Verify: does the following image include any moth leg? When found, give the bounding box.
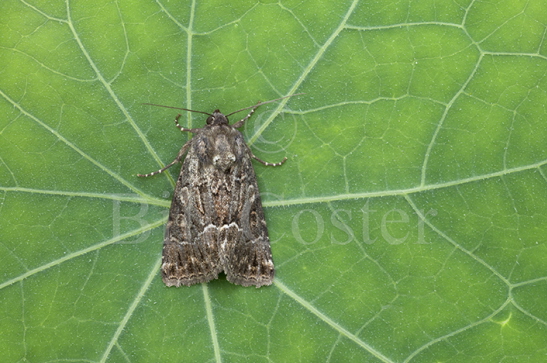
[252,154,287,167]
[174,114,201,133]
[231,101,262,128]
[137,139,192,177]
[234,101,288,167]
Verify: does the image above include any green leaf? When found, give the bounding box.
[1,0,547,362]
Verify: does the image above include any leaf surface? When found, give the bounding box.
[1,0,547,362]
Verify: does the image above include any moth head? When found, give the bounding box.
[207,110,229,126]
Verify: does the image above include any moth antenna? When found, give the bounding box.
[142,103,213,116]
[143,93,304,117]
[225,93,304,117]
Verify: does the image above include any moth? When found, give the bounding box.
[138,95,300,287]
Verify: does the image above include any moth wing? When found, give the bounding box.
[161,147,223,286]
[222,152,275,287]
[161,126,275,288]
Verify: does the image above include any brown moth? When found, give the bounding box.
[138,94,301,287]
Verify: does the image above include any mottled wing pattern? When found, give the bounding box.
[223,151,274,287]
[161,124,274,287]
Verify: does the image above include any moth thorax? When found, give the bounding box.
[213,153,236,171]
[212,134,236,171]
